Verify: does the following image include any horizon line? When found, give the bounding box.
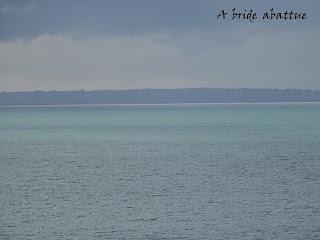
[1,87,320,94]
[1,102,320,107]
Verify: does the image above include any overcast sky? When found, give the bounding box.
[0,0,319,91]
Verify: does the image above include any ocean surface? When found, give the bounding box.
[0,103,320,240]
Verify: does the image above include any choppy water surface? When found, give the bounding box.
[1,103,320,240]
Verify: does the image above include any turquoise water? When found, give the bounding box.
[1,103,320,240]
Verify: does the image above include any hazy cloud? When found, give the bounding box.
[0,28,319,91]
[0,0,319,91]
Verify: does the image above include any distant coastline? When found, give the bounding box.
[1,88,320,105]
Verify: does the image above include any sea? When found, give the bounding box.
[0,103,320,240]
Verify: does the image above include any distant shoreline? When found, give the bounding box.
[2,88,320,94]
[1,88,320,105]
[1,102,320,108]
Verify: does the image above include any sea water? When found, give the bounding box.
[0,103,320,240]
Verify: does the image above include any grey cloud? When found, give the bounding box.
[0,0,319,91]
[0,0,319,41]
[0,28,319,91]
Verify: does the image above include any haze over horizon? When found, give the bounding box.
[2,87,320,94]
[0,0,319,91]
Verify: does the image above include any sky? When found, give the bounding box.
[0,0,319,91]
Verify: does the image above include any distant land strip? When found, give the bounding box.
[1,88,320,105]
